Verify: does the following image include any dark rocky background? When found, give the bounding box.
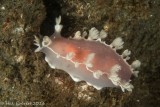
[0,0,160,107]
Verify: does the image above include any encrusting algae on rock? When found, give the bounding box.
[34,16,141,92]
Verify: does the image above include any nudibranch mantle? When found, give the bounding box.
[34,16,141,92]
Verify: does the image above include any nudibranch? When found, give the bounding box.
[34,16,141,92]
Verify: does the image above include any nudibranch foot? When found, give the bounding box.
[70,75,81,82]
[34,16,141,92]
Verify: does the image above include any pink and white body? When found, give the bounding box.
[34,16,141,92]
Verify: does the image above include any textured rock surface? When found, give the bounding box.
[0,0,160,107]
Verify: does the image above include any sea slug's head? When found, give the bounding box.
[34,35,52,52]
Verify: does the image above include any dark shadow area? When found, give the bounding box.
[40,0,61,36]
[40,0,77,38]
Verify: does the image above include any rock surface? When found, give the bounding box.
[0,0,160,107]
